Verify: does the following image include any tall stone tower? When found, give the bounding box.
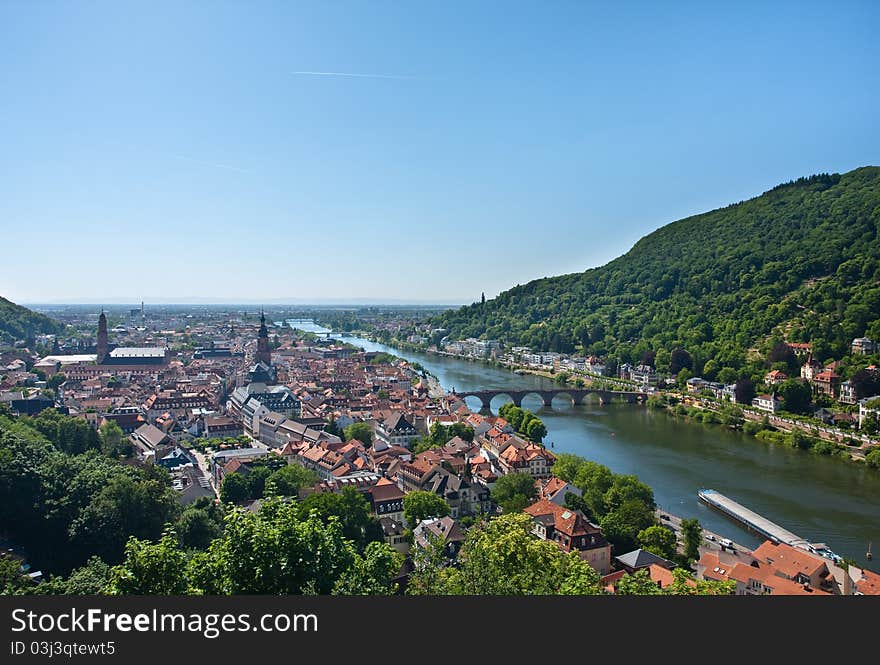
[97,310,109,363]
[256,309,272,365]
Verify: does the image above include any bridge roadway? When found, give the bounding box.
[450,387,648,408]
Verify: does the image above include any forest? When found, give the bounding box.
[432,167,880,378]
[0,296,64,345]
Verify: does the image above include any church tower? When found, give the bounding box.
[97,310,109,363]
[256,309,272,365]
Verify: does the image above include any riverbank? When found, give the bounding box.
[340,334,880,567]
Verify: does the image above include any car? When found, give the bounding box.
[705,534,716,541]
[720,538,734,548]
[660,514,670,520]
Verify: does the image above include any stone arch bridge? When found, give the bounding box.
[450,387,648,409]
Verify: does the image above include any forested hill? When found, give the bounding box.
[0,296,64,345]
[433,166,880,373]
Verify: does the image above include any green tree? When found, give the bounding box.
[638,525,678,560]
[0,554,28,594]
[526,418,547,442]
[297,486,384,553]
[408,513,603,595]
[332,541,402,595]
[264,464,318,497]
[680,518,703,562]
[403,490,451,528]
[107,530,189,595]
[599,499,656,554]
[98,420,131,457]
[343,422,373,446]
[779,379,812,415]
[219,472,249,504]
[34,556,112,595]
[490,472,538,513]
[175,504,223,551]
[551,453,585,482]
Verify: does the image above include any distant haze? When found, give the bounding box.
[1,2,878,304]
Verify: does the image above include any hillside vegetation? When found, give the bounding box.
[434,167,880,374]
[0,296,64,345]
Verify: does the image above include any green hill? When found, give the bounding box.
[0,296,64,345]
[433,167,880,376]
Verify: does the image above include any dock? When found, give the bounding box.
[697,488,842,563]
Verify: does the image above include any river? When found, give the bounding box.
[337,335,879,567]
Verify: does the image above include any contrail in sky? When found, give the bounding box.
[166,153,255,174]
[291,70,419,80]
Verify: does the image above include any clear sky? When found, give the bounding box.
[1,1,878,305]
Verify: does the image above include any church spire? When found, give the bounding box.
[97,309,108,364]
[256,308,271,365]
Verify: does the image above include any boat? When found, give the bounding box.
[868,542,873,560]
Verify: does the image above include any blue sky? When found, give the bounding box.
[1,1,878,305]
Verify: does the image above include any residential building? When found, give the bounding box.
[764,369,787,386]
[751,394,780,413]
[367,477,406,525]
[852,338,877,355]
[631,365,658,387]
[498,441,555,479]
[204,415,243,439]
[376,413,420,448]
[812,370,840,398]
[523,499,611,574]
[837,380,856,405]
[614,548,676,575]
[412,517,465,559]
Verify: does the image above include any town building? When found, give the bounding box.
[852,338,877,355]
[523,499,611,574]
[751,394,780,413]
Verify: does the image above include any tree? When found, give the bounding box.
[107,530,189,595]
[332,541,402,595]
[219,473,249,504]
[552,453,584,482]
[526,418,547,443]
[297,486,384,553]
[669,348,693,375]
[35,556,112,595]
[0,554,28,594]
[676,368,693,389]
[638,525,678,560]
[717,367,738,385]
[490,472,538,513]
[98,420,131,457]
[264,464,317,497]
[408,513,603,595]
[599,500,656,554]
[865,448,880,469]
[344,422,373,446]
[68,469,180,567]
[640,350,656,368]
[201,501,360,595]
[403,491,450,528]
[680,518,703,562]
[734,378,756,405]
[175,504,223,551]
[779,379,812,415]
[614,568,664,595]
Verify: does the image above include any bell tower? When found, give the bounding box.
[97,310,109,363]
[256,309,271,365]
